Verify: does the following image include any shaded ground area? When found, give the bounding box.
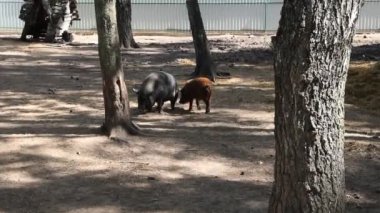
[0,33,379,212]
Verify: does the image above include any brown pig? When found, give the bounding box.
[179,77,213,114]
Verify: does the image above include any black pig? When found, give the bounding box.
[133,71,178,113]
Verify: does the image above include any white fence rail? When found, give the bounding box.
[1,0,379,32]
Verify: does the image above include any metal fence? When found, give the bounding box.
[1,0,380,32]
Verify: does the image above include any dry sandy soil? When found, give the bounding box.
[0,33,379,212]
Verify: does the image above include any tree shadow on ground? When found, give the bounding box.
[351,43,380,61]
[345,136,380,212]
[134,106,275,162]
[0,38,275,212]
[0,161,270,212]
[1,37,380,212]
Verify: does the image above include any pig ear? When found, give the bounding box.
[132,88,139,94]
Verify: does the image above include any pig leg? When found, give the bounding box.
[171,93,178,110]
[196,99,201,110]
[204,99,210,114]
[204,86,211,114]
[147,106,153,112]
[188,99,193,111]
[170,99,175,110]
[156,99,164,113]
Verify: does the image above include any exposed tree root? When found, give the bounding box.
[100,121,143,141]
[121,39,140,49]
[131,39,140,48]
[123,121,141,135]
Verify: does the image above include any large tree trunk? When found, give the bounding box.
[116,0,139,48]
[20,0,49,40]
[94,0,140,138]
[269,0,364,212]
[186,0,215,81]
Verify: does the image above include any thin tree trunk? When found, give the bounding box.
[45,0,61,42]
[269,0,364,212]
[186,0,215,81]
[94,0,140,138]
[116,0,139,48]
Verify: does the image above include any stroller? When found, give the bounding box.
[19,0,80,42]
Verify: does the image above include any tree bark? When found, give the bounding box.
[45,0,62,42]
[269,0,364,212]
[186,0,215,81]
[20,0,49,40]
[94,0,140,138]
[116,0,139,48]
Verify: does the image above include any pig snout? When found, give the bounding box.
[179,90,189,104]
[137,96,153,113]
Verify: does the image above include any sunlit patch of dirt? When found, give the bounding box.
[173,58,196,66]
[346,61,380,114]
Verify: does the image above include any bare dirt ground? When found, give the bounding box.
[0,33,379,212]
